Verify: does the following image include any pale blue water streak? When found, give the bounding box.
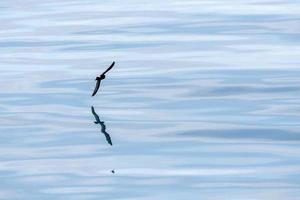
[0,0,300,199]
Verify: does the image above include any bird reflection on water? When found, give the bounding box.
[91,106,113,145]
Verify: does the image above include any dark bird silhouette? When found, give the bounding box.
[91,106,113,145]
[92,61,115,96]
[111,170,115,174]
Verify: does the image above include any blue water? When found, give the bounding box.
[1,0,300,199]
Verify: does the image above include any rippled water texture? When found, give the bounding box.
[0,0,300,199]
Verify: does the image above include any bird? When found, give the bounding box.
[92,61,115,96]
[91,106,113,145]
[111,170,115,174]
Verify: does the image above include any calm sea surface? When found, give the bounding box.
[0,0,300,199]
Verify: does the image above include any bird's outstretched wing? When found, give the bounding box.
[92,78,102,96]
[104,132,113,145]
[100,122,112,145]
[102,61,115,75]
[91,106,100,123]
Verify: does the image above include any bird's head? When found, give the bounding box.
[100,74,106,79]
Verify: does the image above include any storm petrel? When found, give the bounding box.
[92,61,115,96]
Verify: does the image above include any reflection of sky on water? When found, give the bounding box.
[0,0,300,199]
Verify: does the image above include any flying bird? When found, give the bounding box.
[91,106,113,145]
[92,61,115,96]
